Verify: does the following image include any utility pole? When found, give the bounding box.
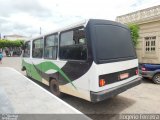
[40,27,42,35]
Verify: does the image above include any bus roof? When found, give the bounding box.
[29,19,88,41]
[26,19,127,42]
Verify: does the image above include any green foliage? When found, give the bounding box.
[0,39,24,48]
[128,24,139,47]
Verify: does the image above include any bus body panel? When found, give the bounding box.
[22,58,32,76]
[22,58,92,101]
[89,59,139,92]
[59,84,91,101]
[22,57,140,102]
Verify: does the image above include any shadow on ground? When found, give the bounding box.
[63,95,136,120]
[141,77,154,84]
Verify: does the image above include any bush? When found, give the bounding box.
[128,24,139,47]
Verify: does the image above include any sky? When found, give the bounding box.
[0,0,160,38]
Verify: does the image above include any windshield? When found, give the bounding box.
[94,24,136,63]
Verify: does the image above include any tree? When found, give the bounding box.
[128,24,139,47]
[0,39,24,48]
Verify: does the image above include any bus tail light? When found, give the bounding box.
[99,79,106,87]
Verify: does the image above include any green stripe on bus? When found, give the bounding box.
[22,60,76,89]
[22,59,42,81]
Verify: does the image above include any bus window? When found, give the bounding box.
[23,41,30,57]
[32,38,43,58]
[44,34,58,59]
[59,27,87,60]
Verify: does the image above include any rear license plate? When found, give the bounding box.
[120,73,129,80]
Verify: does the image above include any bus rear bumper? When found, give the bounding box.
[90,77,141,102]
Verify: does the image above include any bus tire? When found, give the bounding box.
[49,79,62,97]
[153,73,160,84]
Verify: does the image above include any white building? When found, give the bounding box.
[116,5,160,64]
[3,34,29,41]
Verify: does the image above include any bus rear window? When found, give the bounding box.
[94,25,136,63]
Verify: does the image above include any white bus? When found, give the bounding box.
[22,19,141,102]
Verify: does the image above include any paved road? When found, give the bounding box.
[1,57,160,120]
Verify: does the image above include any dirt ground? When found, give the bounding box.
[1,57,160,120]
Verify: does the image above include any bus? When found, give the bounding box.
[22,19,141,102]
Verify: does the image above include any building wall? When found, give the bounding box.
[3,34,29,41]
[116,5,160,64]
[4,36,28,41]
[137,20,160,64]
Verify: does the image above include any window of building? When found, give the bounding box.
[59,27,87,60]
[32,38,44,58]
[44,34,58,59]
[145,36,156,53]
[23,41,30,57]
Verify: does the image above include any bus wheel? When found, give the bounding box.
[153,73,160,84]
[49,79,62,97]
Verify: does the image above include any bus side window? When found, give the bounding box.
[23,41,30,57]
[44,34,58,59]
[59,27,87,61]
[32,38,43,58]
